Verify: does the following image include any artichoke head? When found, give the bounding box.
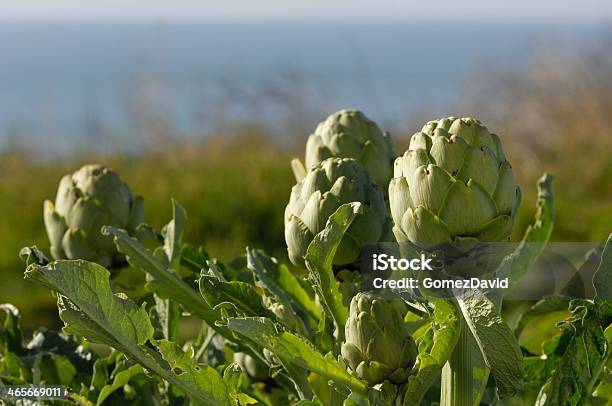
[341,292,417,385]
[298,109,395,189]
[284,157,390,267]
[43,164,144,267]
[389,117,520,247]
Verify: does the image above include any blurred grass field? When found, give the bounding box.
[0,134,296,331]
[1,46,611,334]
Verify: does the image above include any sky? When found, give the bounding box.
[1,0,612,22]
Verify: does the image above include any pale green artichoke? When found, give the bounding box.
[292,109,395,188]
[285,157,390,267]
[43,164,144,267]
[341,292,417,385]
[389,117,520,247]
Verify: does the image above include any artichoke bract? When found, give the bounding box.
[341,292,417,385]
[43,164,144,268]
[285,157,390,267]
[389,117,521,247]
[293,109,395,189]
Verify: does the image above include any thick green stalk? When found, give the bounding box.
[440,316,474,406]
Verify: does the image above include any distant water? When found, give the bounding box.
[0,21,606,153]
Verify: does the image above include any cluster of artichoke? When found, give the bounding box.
[285,112,520,266]
[41,111,521,390]
[43,164,143,268]
[284,111,521,385]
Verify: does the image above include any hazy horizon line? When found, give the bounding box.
[0,16,610,26]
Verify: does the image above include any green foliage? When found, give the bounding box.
[0,140,294,333]
[0,110,609,405]
[528,300,611,405]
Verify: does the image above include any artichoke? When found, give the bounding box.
[292,109,395,188]
[285,157,390,267]
[341,292,417,385]
[389,117,520,247]
[43,164,144,267]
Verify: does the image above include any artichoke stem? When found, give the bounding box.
[441,315,474,406]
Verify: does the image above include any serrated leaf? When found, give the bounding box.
[24,260,234,405]
[457,290,523,398]
[103,226,233,340]
[304,203,361,342]
[535,300,609,405]
[496,173,555,294]
[156,339,232,406]
[199,274,274,318]
[247,249,321,325]
[25,261,154,347]
[227,317,368,397]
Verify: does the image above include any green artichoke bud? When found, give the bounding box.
[43,164,144,267]
[293,109,395,188]
[389,117,520,247]
[285,157,390,267]
[341,292,417,385]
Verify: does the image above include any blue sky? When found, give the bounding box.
[1,0,612,22]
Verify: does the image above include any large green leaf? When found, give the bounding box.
[247,249,321,326]
[26,261,153,348]
[24,260,233,405]
[457,290,523,399]
[199,274,274,319]
[103,226,233,340]
[535,300,610,405]
[156,339,233,405]
[496,173,555,294]
[227,317,368,397]
[304,203,361,342]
